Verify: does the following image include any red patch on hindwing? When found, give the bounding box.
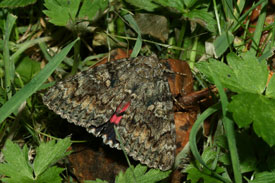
[110,102,131,125]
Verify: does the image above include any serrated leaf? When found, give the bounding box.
[116,166,133,183]
[33,138,72,177]
[0,0,36,8]
[186,165,224,183]
[84,179,108,183]
[0,138,72,183]
[137,168,171,183]
[228,93,275,146]
[236,52,268,93]
[0,164,34,183]
[183,0,197,8]
[78,0,108,21]
[0,140,33,179]
[43,0,81,26]
[201,146,217,164]
[36,166,64,183]
[133,164,147,177]
[196,59,241,92]
[115,164,171,183]
[249,171,275,183]
[196,52,268,94]
[124,0,160,12]
[185,147,225,183]
[1,175,34,183]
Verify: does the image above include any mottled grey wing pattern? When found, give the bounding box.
[43,55,176,171]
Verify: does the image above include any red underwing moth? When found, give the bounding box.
[43,55,176,171]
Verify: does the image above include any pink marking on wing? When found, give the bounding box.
[110,102,131,125]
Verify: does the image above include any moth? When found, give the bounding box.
[43,55,176,171]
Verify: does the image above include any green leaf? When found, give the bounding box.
[0,39,77,124]
[249,171,275,183]
[0,140,33,180]
[197,52,275,146]
[249,0,268,56]
[12,37,52,64]
[15,56,41,86]
[189,103,220,171]
[196,52,268,94]
[235,133,258,173]
[33,138,72,177]
[217,133,260,173]
[0,138,72,183]
[36,166,64,183]
[227,94,254,127]
[1,174,34,183]
[228,93,275,146]
[186,165,224,183]
[184,9,217,33]
[183,0,198,8]
[186,147,226,183]
[214,31,234,57]
[3,13,17,99]
[153,0,184,12]
[237,52,268,93]
[123,14,142,57]
[124,0,160,12]
[137,166,171,182]
[196,59,240,92]
[221,0,234,21]
[84,179,108,183]
[43,0,81,26]
[78,0,108,20]
[115,164,171,183]
[0,0,36,8]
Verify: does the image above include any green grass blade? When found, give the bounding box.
[39,42,53,61]
[231,0,266,32]
[114,127,137,182]
[0,39,78,124]
[211,72,242,183]
[124,14,142,57]
[213,0,221,35]
[221,0,234,21]
[189,36,198,69]
[3,13,17,99]
[189,103,231,182]
[189,103,219,169]
[250,0,268,56]
[11,37,52,64]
